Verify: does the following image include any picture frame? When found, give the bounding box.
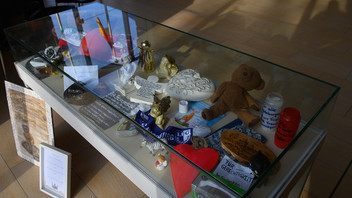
[5,81,54,166]
[40,143,71,198]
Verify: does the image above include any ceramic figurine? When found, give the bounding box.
[202,64,265,127]
[150,95,171,130]
[155,154,168,170]
[191,136,208,149]
[140,138,168,156]
[156,55,179,80]
[138,40,155,73]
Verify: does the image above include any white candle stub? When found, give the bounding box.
[179,100,188,114]
[147,75,159,83]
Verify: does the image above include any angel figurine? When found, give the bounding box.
[156,55,179,80]
[138,40,155,73]
[150,95,171,130]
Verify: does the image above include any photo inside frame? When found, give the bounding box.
[5,81,54,166]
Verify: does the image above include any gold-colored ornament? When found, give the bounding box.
[150,95,171,130]
[156,55,178,80]
[138,40,155,73]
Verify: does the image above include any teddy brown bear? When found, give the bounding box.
[202,64,265,127]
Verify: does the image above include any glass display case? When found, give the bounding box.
[5,3,339,197]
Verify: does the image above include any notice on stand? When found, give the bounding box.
[43,148,66,194]
[40,143,71,198]
[213,155,254,191]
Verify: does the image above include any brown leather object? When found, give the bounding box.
[221,129,276,166]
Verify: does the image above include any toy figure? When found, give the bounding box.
[155,154,168,170]
[140,138,168,156]
[202,64,265,127]
[191,136,208,149]
[138,40,155,73]
[150,95,171,130]
[156,55,179,80]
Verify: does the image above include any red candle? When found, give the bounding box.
[274,107,301,149]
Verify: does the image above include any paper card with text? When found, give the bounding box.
[63,65,99,90]
[213,155,254,191]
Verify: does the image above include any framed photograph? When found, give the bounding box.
[40,143,71,198]
[5,81,54,166]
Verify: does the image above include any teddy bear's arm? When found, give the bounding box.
[210,82,228,103]
[245,92,261,111]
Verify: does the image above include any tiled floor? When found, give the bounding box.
[1,0,352,197]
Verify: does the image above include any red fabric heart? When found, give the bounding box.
[170,144,219,198]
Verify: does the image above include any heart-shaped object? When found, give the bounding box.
[170,144,219,197]
[166,69,215,101]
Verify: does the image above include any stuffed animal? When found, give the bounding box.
[202,64,265,127]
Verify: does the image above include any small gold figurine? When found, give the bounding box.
[138,40,155,73]
[150,95,171,130]
[156,55,179,80]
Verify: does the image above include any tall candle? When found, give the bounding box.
[260,92,284,131]
[275,107,301,149]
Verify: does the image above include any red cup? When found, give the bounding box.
[274,107,301,149]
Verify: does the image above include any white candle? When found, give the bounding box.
[260,92,284,131]
[179,100,188,113]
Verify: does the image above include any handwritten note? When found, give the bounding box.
[42,147,67,195]
[213,155,254,191]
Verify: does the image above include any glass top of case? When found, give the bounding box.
[5,2,340,197]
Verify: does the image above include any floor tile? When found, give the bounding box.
[333,174,352,197]
[52,111,91,155]
[0,119,24,168]
[68,171,96,198]
[303,159,342,197]
[316,133,352,172]
[72,146,145,198]
[0,155,27,198]
[11,161,51,198]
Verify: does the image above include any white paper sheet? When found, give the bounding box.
[213,155,254,191]
[63,65,99,90]
[43,148,67,194]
